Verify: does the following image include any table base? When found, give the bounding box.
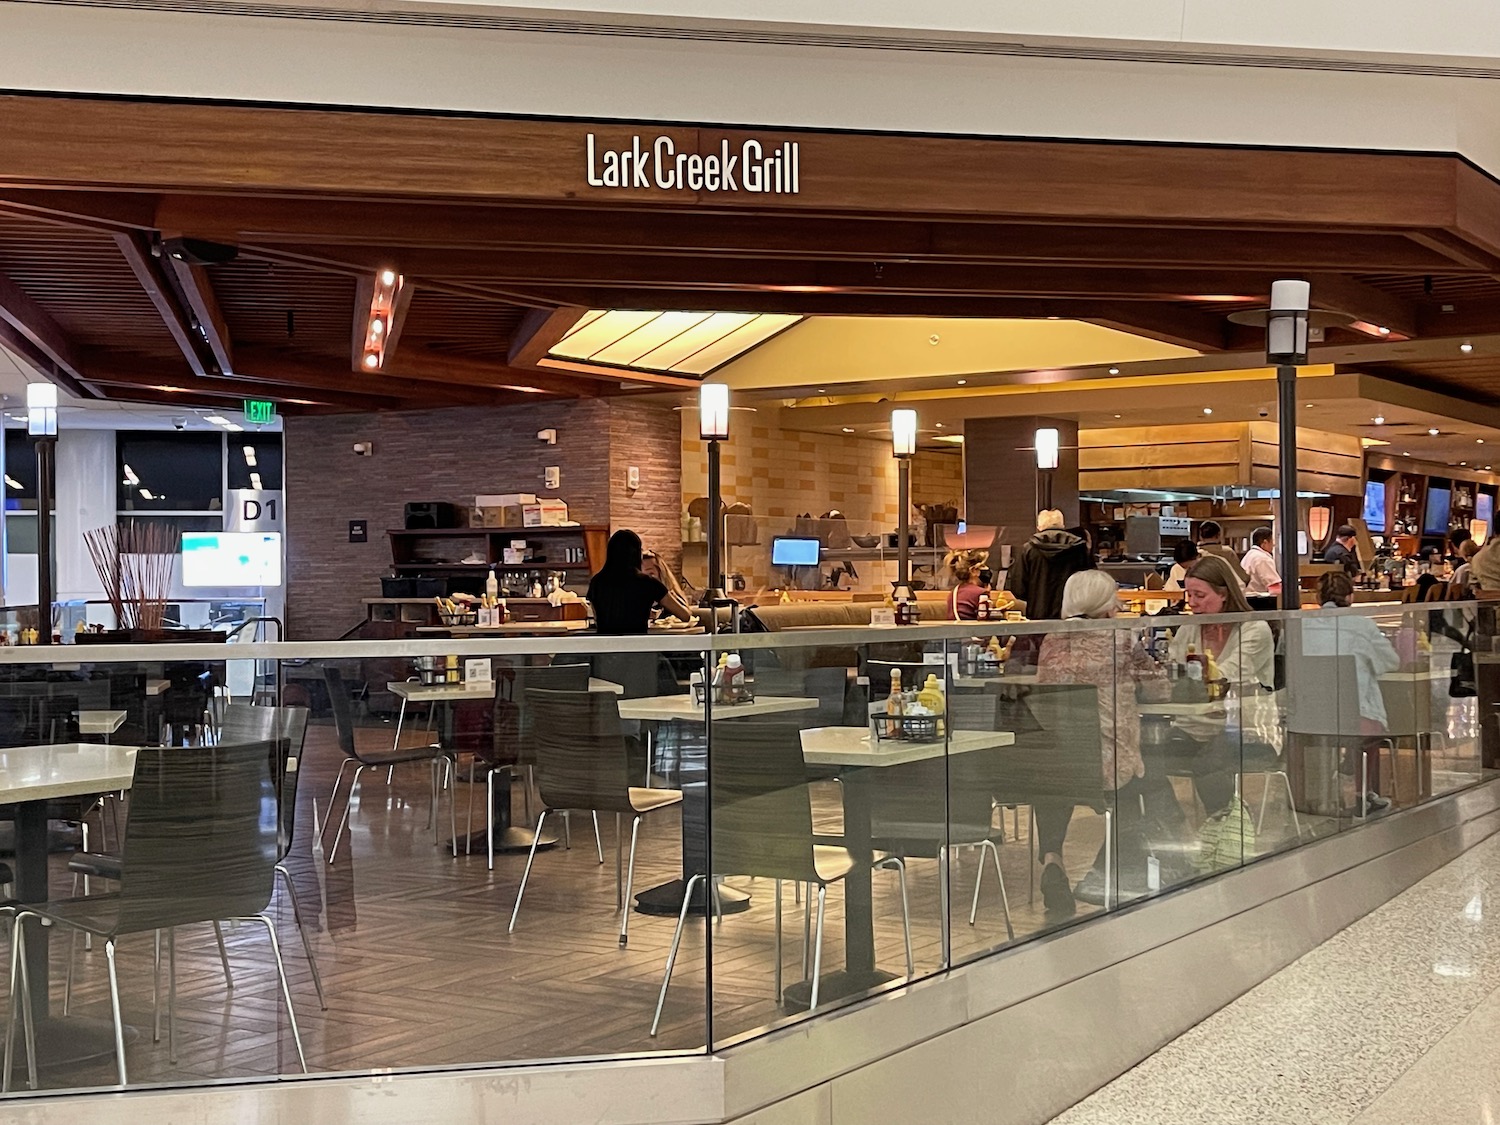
[451,827,559,855]
[781,968,898,1013]
[634,878,750,917]
[8,1015,141,1071]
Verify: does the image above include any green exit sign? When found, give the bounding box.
[243,399,277,425]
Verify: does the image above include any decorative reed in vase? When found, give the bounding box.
[84,521,179,633]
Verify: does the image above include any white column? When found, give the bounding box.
[55,429,115,601]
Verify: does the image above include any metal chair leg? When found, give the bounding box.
[152,928,162,1042]
[983,839,1014,940]
[167,926,178,1064]
[592,812,604,865]
[508,810,548,933]
[276,865,327,1011]
[448,756,458,857]
[1103,809,1114,909]
[620,815,642,947]
[1281,772,1304,839]
[651,872,703,1037]
[212,921,234,990]
[465,759,477,856]
[105,938,127,1086]
[487,770,497,871]
[774,879,783,999]
[4,915,36,1093]
[878,858,914,977]
[319,758,352,847]
[809,884,827,1012]
[63,923,77,1016]
[326,764,365,864]
[252,915,308,1074]
[938,845,951,967]
[968,843,986,925]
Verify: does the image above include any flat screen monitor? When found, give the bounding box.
[1424,487,1452,537]
[181,532,283,587]
[1362,480,1386,533]
[1480,493,1494,531]
[770,537,820,567]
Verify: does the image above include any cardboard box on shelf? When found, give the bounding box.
[523,499,569,527]
[476,493,536,508]
[471,504,527,528]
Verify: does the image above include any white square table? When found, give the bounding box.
[77,709,128,739]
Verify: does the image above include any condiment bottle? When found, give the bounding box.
[725,653,745,702]
[1184,644,1205,681]
[885,668,904,736]
[486,565,499,603]
[977,590,991,620]
[918,673,945,734]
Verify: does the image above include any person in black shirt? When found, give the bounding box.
[587,529,694,635]
[1323,524,1360,575]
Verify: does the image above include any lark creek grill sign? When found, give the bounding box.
[585,134,801,194]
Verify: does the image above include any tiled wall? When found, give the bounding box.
[285,398,679,639]
[679,412,964,590]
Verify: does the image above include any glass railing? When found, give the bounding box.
[0,599,1490,1095]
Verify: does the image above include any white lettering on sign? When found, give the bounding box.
[587,134,799,195]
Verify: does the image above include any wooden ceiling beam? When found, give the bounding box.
[84,367,407,411]
[508,306,586,368]
[163,256,235,375]
[0,189,159,233]
[152,195,1474,273]
[0,266,92,389]
[1081,303,1232,352]
[1305,273,1420,337]
[113,232,211,378]
[1415,299,1500,337]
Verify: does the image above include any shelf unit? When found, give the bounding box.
[388,526,609,577]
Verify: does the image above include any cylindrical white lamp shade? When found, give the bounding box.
[1035,427,1060,471]
[26,382,57,437]
[891,409,918,458]
[1267,279,1312,364]
[699,382,730,441]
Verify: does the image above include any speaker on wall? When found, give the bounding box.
[403,502,461,530]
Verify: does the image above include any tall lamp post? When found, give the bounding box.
[1267,280,1311,612]
[28,383,57,646]
[699,383,730,633]
[1035,427,1060,512]
[891,409,917,591]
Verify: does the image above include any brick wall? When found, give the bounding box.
[286,399,625,639]
[608,398,683,575]
[679,412,964,590]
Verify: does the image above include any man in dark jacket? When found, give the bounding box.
[1005,510,1095,620]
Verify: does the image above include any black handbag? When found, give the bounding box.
[1450,649,1477,698]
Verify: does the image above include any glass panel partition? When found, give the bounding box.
[0,602,1486,1097]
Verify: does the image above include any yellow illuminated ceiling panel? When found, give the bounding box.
[549,310,802,376]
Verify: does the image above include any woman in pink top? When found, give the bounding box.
[1034,569,1163,916]
[944,548,990,621]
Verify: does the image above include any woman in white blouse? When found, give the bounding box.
[1164,554,1277,816]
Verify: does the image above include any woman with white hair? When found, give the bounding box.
[1004,509,1094,621]
[1033,569,1161,916]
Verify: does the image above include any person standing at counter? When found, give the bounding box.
[1240,526,1281,610]
[1164,539,1199,591]
[587,529,695,635]
[1323,524,1360,575]
[1005,510,1094,620]
[1195,521,1250,588]
[1163,555,1277,817]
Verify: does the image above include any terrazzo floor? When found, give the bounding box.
[1049,828,1500,1125]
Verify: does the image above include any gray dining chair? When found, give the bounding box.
[651,721,913,1037]
[510,688,683,948]
[5,740,307,1088]
[321,664,457,864]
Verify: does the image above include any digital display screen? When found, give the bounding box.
[181,532,283,587]
[1480,493,1494,531]
[1362,480,1386,533]
[770,537,821,566]
[1424,487,1452,537]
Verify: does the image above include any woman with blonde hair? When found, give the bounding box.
[944,547,992,620]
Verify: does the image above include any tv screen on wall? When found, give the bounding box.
[1424,487,1452,537]
[1362,480,1386,533]
[1480,493,1495,532]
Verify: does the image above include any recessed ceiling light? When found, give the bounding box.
[841,427,854,433]
[1202,407,1213,415]
[956,379,967,386]
[935,422,945,428]
[1305,403,1315,409]
[1113,414,1122,419]
[1378,326,1391,335]
[1430,427,1441,436]
[818,388,826,394]
[1462,341,1475,353]
[1461,461,1468,466]
[1373,415,1385,425]
[1108,367,1120,375]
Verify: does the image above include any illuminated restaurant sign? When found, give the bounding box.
[585,134,800,194]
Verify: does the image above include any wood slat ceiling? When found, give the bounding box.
[400,289,527,362]
[210,257,355,358]
[0,213,178,353]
